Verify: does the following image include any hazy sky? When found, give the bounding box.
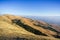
[0,0,60,16]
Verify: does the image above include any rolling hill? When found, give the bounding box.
[0,14,60,40]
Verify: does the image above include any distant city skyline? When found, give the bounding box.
[0,0,60,16]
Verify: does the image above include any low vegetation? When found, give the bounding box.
[12,19,47,36]
[0,14,60,40]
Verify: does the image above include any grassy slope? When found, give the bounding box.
[0,14,60,40]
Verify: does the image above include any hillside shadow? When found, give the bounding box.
[12,19,47,36]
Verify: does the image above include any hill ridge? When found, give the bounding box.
[0,14,60,40]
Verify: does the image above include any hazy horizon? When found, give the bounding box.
[24,16,60,26]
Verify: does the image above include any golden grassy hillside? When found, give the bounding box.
[0,14,60,40]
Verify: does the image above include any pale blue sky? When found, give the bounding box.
[0,0,60,16]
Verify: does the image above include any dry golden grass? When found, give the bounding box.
[0,14,60,40]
